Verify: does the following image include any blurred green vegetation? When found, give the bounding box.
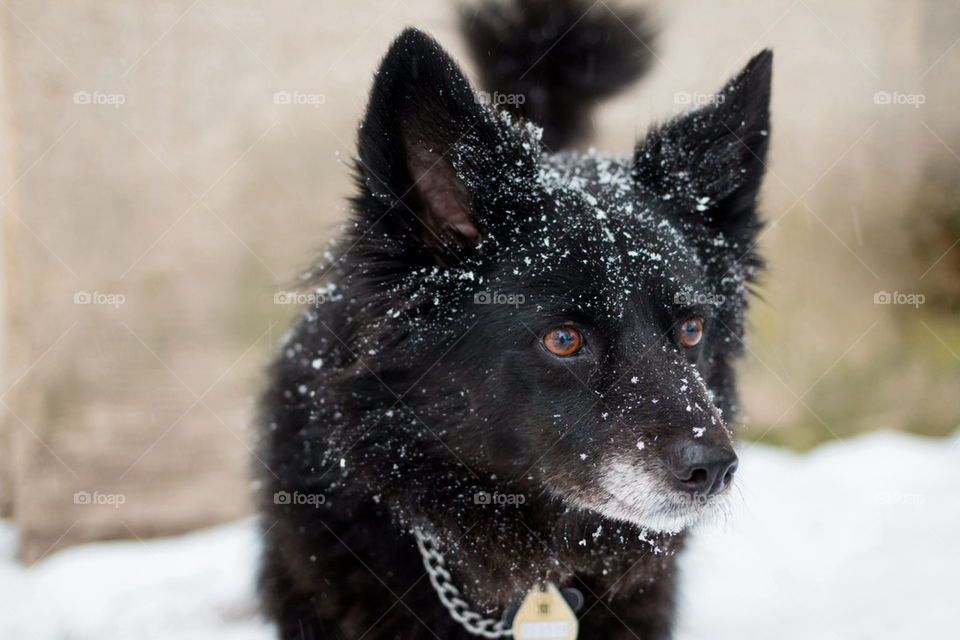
[741,163,960,450]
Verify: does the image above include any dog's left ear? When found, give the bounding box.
[356,28,533,264]
[633,51,772,243]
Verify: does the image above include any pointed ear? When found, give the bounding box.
[634,50,772,241]
[356,29,525,264]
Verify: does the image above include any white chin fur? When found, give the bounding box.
[588,460,728,534]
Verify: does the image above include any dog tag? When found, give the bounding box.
[511,582,578,640]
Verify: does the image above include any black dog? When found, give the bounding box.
[258,1,771,638]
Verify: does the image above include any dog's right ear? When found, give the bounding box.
[355,28,529,265]
[633,51,772,246]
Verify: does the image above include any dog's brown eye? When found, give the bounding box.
[680,318,703,347]
[544,327,582,356]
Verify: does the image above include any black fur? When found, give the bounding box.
[461,0,655,149]
[258,4,772,638]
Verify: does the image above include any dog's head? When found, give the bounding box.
[346,30,770,533]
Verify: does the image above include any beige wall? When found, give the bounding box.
[1,0,958,561]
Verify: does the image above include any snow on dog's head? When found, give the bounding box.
[332,29,765,534]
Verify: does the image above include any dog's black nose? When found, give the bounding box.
[666,440,738,497]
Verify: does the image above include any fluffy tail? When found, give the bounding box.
[460,0,655,150]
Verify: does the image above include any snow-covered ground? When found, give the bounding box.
[2,429,957,639]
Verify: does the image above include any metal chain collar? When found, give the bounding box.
[413,528,513,638]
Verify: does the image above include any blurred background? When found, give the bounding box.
[0,0,957,563]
